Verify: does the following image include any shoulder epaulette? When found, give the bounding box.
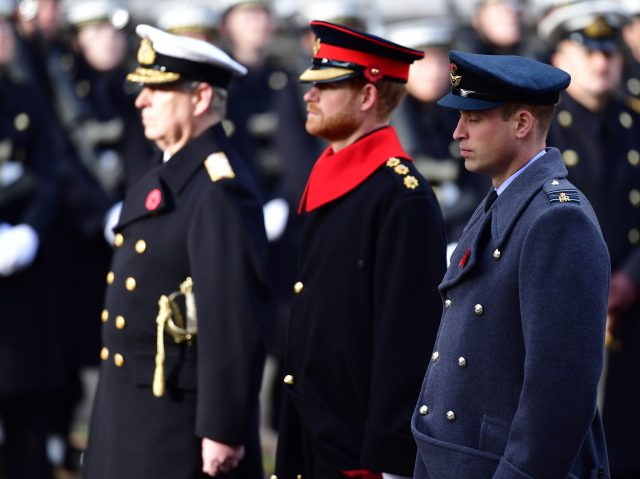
[385,156,419,190]
[543,179,580,205]
[547,189,580,204]
[204,152,235,182]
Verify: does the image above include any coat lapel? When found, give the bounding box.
[440,148,568,291]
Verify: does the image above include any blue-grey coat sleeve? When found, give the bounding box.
[493,205,610,478]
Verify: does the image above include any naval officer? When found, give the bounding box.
[82,25,269,479]
[412,51,611,478]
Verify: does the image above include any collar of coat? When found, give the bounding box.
[441,148,570,290]
[298,125,411,213]
[115,123,228,230]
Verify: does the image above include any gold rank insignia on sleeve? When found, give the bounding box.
[204,152,235,182]
[547,189,580,204]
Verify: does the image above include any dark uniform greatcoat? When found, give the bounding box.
[546,93,640,475]
[275,126,447,478]
[412,149,610,478]
[83,124,269,479]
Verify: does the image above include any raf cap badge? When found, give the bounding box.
[449,62,462,87]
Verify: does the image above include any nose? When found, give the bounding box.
[453,117,466,141]
[303,85,319,102]
[135,87,151,109]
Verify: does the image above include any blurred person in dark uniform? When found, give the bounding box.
[453,0,529,56]
[413,49,610,479]
[43,1,153,472]
[219,0,313,436]
[82,24,269,479]
[155,1,219,43]
[621,0,640,113]
[387,17,489,242]
[0,1,63,477]
[539,2,640,477]
[273,20,447,479]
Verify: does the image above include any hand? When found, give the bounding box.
[263,197,289,242]
[608,270,639,323]
[103,201,123,245]
[0,223,39,276]
[201,438,245,477]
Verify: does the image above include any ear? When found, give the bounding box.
[192,83,214,116]
[359,83,378,113]
[513,109,534,139]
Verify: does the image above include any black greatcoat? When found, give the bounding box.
[274,126,447,478]
[82,124,269,479]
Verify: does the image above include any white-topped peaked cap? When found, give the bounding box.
[64,0,130,29]
[384,17,457,50]
[155,2,219,35]
[297,0,364,27]
[0,0,13,18]
[127,24,247,88]
[621,0,640,15]
[538,0,631,49]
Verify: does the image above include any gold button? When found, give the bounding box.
[114,353,124,367]
[135,239,147,254]
[125,277,137,291]
[458,357,467,368]
[562,149,579,167]
[115,315,126,330]
[293,282,304,294]
[444,299,452,309]
[419,405,429,416]
[629,150,640,167]
[474,304,484,316]
[557,110,572,127]
[100,347,109,361]
[270,476,278,479]
[431,351,440,363]
[493,249,501,260]
[371,67,379,76]
[446,410,456,421]
[114,233,124,247]
[106,271,115,285]
[101,309,109,322]
[283,374,295,385]
[620,112,633,129]
[630,190,640,207]
[296,476,302,479]
[629,228,640,245]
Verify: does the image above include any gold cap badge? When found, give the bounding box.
[137,38,157,65]
[449,62,462,87]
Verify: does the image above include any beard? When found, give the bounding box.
[305,96,361,143]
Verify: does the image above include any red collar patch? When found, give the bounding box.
[299,126,410,213]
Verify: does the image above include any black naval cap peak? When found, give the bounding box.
[437,50,571,111]
[126,24,247,89]
[299,20,424,84]
[538,0,631,52]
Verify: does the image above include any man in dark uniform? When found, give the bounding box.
[387,16,489,242]
[412,51,610,478]
[539,2,640,477]
[273,20,448,479]
[0,1,62,477]
[82,25,269,479]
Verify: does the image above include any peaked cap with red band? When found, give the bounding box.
[299,20,424,84]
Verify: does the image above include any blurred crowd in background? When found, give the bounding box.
[0,0,639,477]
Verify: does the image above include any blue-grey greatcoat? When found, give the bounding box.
[412,148,611,479]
